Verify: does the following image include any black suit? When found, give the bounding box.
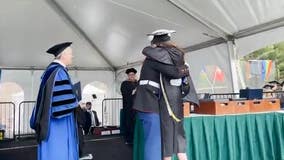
[84,110,100,135]
[75,107,86,157]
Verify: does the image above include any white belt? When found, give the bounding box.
[139,80,160,89]
[170,78,182,86]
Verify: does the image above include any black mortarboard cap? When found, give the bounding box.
[125,68,137,74]
[151,34,171,44]
[268,80,280,85]
[263,84,274,89]
[46,42,72,57]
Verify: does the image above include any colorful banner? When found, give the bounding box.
[241,60,275,88]
[261,60,273,81]
[213,66,225,82]
[197,65,226,92]
[265,60,272,80]
[198,67,211,88]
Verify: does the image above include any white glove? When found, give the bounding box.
[185,62,190,68]
[170,78,182,86]
[132,88,137,95]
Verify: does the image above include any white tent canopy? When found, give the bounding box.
[1,0,284,98]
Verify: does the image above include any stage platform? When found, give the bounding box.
[0,135,132,160]
[134,111,284,160]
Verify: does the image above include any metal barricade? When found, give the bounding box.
[263,91,284,98]
[273,91,284,99]
[0,102,16,140]
[209,93,240,99]
[204,91,284,101]
[102,98,123,127]
[18,101,35,138]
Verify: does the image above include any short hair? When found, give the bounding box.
[86,102,92,105]
[55,53,62,60]
[125,68,137,74]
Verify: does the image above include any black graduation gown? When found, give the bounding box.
[121,81,138,111]
[133,58,190,113]
[159,47,188,156]
[120,80,138,143]
[141,46,199,157]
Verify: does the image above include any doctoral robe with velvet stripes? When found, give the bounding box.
[30,62,79,160]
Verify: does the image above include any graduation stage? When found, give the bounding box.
[0,135,132,160]
[134,111,284,160]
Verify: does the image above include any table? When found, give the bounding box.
[133,112,284,160]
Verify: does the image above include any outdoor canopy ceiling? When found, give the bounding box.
[1,0,284,71]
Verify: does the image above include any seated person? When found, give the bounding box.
[263,84,275,98]
[268,80,281,91]
[83,102,100,135]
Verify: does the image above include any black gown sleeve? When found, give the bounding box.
[120,81,130,97]
[142,46,173,65]
[148,59,189,79]
[120,81,134,109]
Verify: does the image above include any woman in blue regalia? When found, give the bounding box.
[30,42,79,160]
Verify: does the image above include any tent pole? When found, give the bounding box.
[227,40,240,93]
[115,60,143,71]
[184,38,226,53]
[46,0,115,71]
[235,17,284,38]
[31,70,34,100]
[167,0,230,40]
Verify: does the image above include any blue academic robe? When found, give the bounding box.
[30,62,79,160]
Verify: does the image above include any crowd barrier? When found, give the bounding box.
[0,91,283,142]
[18,101,35,138]
[0,102,15,140]
[101,98,123,127]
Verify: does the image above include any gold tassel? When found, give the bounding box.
[160,74,181,122]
